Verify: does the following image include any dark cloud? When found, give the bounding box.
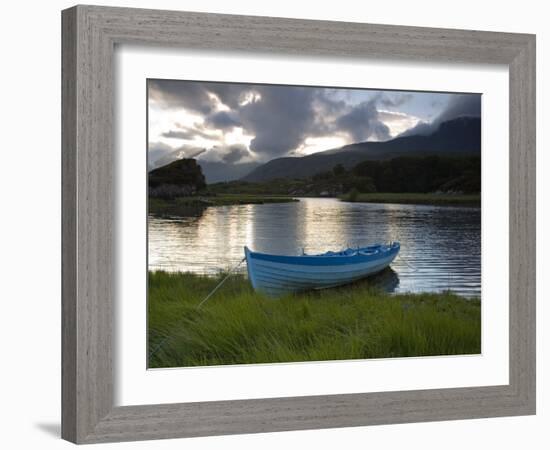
[437,94,481,123]
[399,94,481,137]
[198,143,253,165]
[207,84,251,110]
[150,80,251,113]
[161,130,196,140]
[238,85,319,157]
[148,79,215,114]
[220,144,251,164]
[205,111,241,129]
[379,93,413,108]
[309,91,347,135]
[313,90,348,116]
[336,100,391,142]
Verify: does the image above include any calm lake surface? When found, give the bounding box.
[148,198,481,297]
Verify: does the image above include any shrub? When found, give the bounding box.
[345,188,360,202]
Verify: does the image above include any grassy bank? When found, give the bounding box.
[340,192,481,206]
[148,271,481,368]
[149,194,298,216]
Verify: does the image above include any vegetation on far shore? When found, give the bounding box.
[148,271,481,368]
[149,190,479,216]
[149,194,298,216]
[341,191,481,206]
[209,155,481,198]
[148,155,481,212]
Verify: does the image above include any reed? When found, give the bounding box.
[148,271,481,368]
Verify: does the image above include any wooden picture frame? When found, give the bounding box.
[61,5,536,443]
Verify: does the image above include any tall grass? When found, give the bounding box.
[148,271,481,368]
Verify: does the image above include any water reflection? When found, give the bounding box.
[148,198,481,297]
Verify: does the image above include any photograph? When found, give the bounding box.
[146,79,482,369]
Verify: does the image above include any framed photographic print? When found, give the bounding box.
[62,5,536,444]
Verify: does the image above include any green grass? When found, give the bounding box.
[148,271,481,368]
[149,195,297,215]
[340,192,481,206]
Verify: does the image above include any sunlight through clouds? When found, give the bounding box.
[378,110,422,138]
[147,79,480,181]
[296,136,350,156]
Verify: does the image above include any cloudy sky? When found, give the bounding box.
[148,79,481,170]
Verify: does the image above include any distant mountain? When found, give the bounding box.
[242,116,480,182]
[198,160,261,183]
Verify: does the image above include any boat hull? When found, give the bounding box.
[245,243,400,297]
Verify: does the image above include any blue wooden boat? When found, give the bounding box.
[244,242,400,297]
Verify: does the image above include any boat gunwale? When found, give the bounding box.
[244,243,400,267]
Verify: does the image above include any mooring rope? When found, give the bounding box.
[196,257,246,309]
[396,253,418,272]
[148,256,246,360]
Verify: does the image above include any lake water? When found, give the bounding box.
[148,198,481,297]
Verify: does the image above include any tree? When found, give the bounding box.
[332,164,346,176]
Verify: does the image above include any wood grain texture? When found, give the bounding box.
[61,7,77,443]
[508,36,536,408]
[61,4,536,444]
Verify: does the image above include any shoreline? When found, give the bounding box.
[339,192,481,207]
[148,271,481,369]
[149,192,480,216]
[149,194,298,215]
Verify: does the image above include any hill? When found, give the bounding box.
[198,160,260,183]
[148,158,206,199]
[242,116,480,182]
[210,154,481,198]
